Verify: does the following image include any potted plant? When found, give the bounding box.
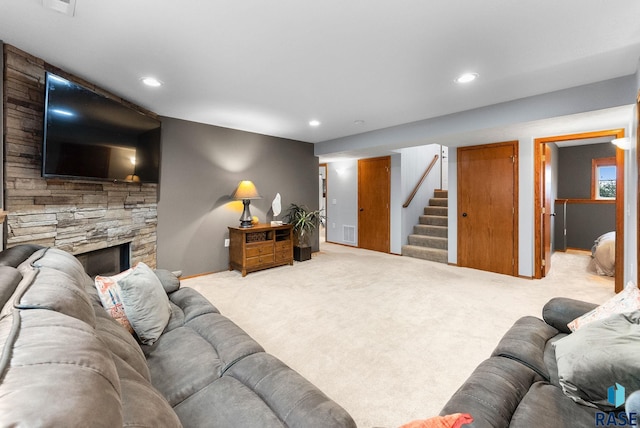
[284,203,324,261]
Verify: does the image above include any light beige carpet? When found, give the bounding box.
[183,244,615,428]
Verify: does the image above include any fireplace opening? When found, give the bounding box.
[76,242,131,277]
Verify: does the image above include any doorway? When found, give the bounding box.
[534,129,625,293]
[358,156,390,253]
[457,141,518,276]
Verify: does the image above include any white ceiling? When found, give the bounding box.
[1,0,640,145]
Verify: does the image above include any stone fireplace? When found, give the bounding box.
[2,45,158,267]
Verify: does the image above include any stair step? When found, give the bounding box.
[401,245,448,264]
[413,224,448,238]
[424,206,448,216]
[419,215,448,226]
[429,197,448,207]
[434,189,448,199]
[407,235,448,250]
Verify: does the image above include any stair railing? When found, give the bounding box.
[402,154,439,208]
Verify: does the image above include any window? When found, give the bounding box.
[592,157,616,199]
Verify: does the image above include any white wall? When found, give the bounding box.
[624,103,638,286]
[325,160,358,246]
[398,145,442,250]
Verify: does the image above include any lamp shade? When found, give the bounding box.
[233,180,262,200]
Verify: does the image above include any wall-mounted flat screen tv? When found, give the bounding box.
[42,72,161,183]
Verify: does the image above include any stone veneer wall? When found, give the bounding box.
[3,44,158,267]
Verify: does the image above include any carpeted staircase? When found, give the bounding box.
[401,189,448,263]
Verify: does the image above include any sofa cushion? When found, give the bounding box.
[226,352,357,428]
[111,352,182,427]
[440,356,543,428]
[509,382,598,427]
[95,311,152,382]
[173,374,287,428]
[142,287,264,406]
[16,248,96,327]
[0,308,123,427]
[554,311,640,410]
[491,316,559,381]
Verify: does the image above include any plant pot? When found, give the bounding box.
[294,246,312,262]
[295,228,311,248]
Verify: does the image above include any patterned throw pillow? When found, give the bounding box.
[94,268,134,333]
[567,281,640,331]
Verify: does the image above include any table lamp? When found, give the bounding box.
[233,180,262,228]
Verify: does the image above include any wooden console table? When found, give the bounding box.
[228,223,293,276]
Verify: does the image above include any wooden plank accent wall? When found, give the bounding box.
[2,44,158,267]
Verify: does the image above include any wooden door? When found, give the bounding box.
[542,144,552,276]
[358,156,390,253]
[458,142,518,276]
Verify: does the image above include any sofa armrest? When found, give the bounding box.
[542,298,598,334]
[0,244,44,268]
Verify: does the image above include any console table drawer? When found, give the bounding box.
[275,241,291,251]
[246,254,275,268]
[274,250,291,262]
[246,244,273,258]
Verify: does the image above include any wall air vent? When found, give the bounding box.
[343,225,356,244]
[42,0,77,16]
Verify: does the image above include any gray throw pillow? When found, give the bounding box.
[118,262,171,345]
[554,310,640,410]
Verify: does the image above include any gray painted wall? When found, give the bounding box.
[157,117,318,276]
[555,143,617,250]
[557,143,616,199]
[0,41,3,249]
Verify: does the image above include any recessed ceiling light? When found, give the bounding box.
[454,72,479,84]
[354,120,365,126]
[309,120,321,127]
[141,77,162,87]
[42,0,76,16]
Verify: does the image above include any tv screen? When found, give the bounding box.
[43,72,161,183]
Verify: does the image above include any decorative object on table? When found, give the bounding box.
[271,193,283,226]
[232,180,262,228]
[283,203,324,262]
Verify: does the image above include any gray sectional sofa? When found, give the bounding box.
[440,297,639,427]
[0,244,356,427]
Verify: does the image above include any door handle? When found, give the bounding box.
[462,213,468,217]
[550,213,556,217]
[359,208,364,212]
